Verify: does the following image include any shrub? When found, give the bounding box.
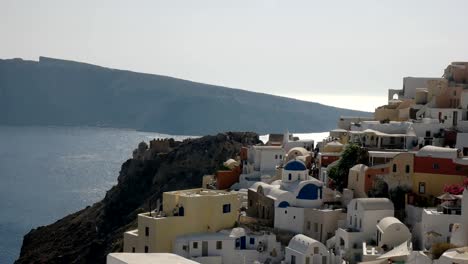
[431,243,457,259]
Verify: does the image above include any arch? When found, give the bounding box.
[340,238,345,246]
[393,93,399,100]
[257,185,264,195]
[278,201,290,208]
[296,184,321,200]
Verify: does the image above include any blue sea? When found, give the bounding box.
[0,126,193,264]
[0,126,328,263]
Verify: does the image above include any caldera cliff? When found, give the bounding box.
[16,132,260,264]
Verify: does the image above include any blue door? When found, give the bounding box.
[240,236,246,249]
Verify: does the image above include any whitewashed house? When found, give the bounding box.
[437,247,468,264]
[107,253,198,264]
[284,234,338,264]
[362,217,411,262]
[173,227,283,264]
[450,187,468,247]
[327,198,394,263]
[238,145,285,189]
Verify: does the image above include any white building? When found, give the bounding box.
[456,133,468,156]
[107,253,198,264]
[284,234,337,264]
[328,198,394,263]
[173,227,283,264]
[437,247,468,264]
[246,146,285,174]
[238,145,285,189]
[362,217,411,262]
[451,187,468,247]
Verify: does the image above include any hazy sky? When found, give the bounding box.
[2,0,468,111]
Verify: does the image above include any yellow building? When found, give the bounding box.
[124,188,240,253]
[384,152,414,190]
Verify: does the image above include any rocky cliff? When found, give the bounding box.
[16,132,260,264]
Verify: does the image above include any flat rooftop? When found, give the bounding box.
[107,253,198,264]
[165,188,234,197]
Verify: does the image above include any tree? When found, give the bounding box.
[327,144,369,191]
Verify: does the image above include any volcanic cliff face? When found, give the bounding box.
[16,132,260,264]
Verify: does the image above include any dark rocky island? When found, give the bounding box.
[16,132,260,264]
[0,57,370,135]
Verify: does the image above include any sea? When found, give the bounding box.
[0,126,328,263]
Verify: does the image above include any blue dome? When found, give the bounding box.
[284,160,307,171]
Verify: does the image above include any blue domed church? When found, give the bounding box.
[247,159,324,230]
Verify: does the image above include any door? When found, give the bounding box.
[240,236,246,249]
[453,111,458,126]
[202,241,208,256]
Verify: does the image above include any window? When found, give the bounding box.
[419,182,426,194]
[406,165,410,173]
[355,202,357,210]
[279,155,282,159]
[285,210,288,214]
[216,241,222,249]
[288,173,292,180]
[144,246,149,253]
[145,227,149,237]
[433,163,439,169]
[393,164,397,172]
[349,216,352,225]
[132,247,135,253]
[250,237,255,245]
[307,221,311,230]
[314,247,319,254]
[356,174,359,182]
[223,204,231,213]
[249,199,252,207]
[359,219,362,229]
[275,155,278,159]
[193,242,198,249]
[425,131,431,137]
[291,255,296,264]
[314,223,319,232]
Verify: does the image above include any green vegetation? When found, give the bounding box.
[328,144,369,191]
[430,243,457,259]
